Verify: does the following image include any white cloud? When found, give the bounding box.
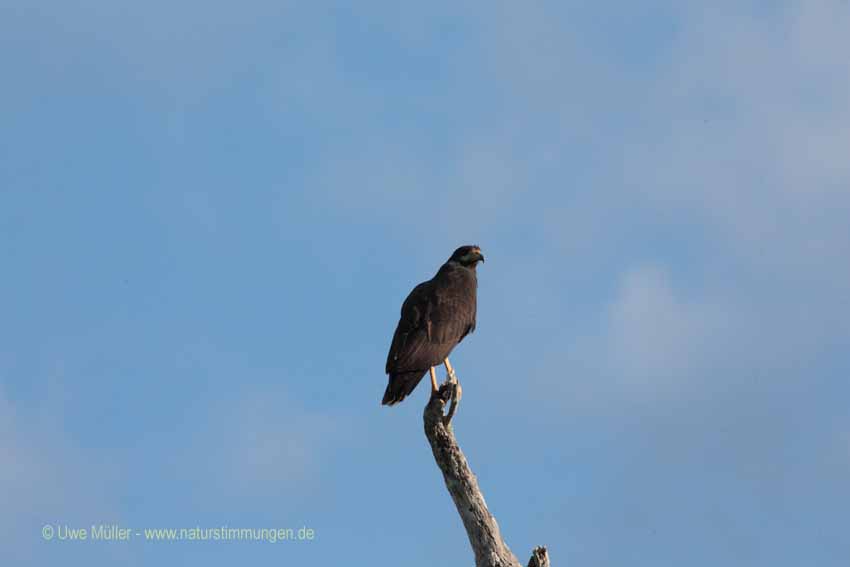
[629,1,850,275]
[605,265,733,393]
[0,385,125,564]
[519,2,850,409]
[173,386,337,502]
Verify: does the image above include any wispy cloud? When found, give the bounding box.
[172,385,337,502]
[0,385,126,565]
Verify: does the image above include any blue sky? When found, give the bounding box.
[2,1,849,565]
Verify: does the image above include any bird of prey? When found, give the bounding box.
[382,245,484,422]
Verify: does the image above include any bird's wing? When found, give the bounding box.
[385,278,475,374]
[428,285,476,345]
[385,281,433,373]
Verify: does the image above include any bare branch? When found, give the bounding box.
[423,384,550,567]
[527,546,549,567]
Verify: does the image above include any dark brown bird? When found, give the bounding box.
[382,245,484,413]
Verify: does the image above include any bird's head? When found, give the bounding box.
[449,245,485,268]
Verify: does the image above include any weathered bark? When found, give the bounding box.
[423,384,550,567]
[526,546,550,567]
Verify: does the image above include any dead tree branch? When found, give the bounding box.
[423,383,550,567]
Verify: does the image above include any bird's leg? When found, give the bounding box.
[443,357,462,425]
[429,366,439,395]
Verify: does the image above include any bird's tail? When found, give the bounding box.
[382,370,427,406]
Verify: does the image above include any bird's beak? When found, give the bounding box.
[477,252,485,263]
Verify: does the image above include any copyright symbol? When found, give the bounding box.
[42,525,54,540]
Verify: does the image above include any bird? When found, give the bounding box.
[382,245,484,421]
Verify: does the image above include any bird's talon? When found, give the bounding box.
[442,381,461,425]
[437,383,452,402]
